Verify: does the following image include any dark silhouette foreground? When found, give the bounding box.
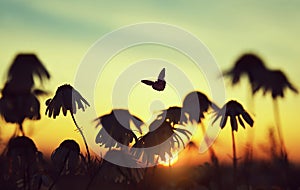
[0,53,50,136]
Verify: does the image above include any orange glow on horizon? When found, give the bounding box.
[159,153,179,167]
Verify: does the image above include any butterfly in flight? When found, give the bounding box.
[141,68,166,91]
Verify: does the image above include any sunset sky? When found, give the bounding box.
[0,1,299,164]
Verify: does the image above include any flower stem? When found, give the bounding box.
[231,130,237,190]
[19,122,25,136]
[272,98,287,158]
[245,90,254,190]
[71,113,91,164]
[246,84,255,159]
[273,98,289,189]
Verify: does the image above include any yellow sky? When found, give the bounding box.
[0,1,300,163]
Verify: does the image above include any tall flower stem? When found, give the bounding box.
[19,122,25,136]
[245,85,255,190]
[231,130,237,190]
[246,83,255,158]
[272,98,290,190]
[71,113,91,164]
[272,99,287,158]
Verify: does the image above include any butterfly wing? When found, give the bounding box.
[141,80,154,86]
[158,68,165,80]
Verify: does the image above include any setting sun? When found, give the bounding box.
[159,153,179,167]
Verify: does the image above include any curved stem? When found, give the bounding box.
[19,122,25,136]
[231,130,237,190]
[71,113,91,165]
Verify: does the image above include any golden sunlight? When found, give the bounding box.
[1,1,300,189]
[159,153,179,167]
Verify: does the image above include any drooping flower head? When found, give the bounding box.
[253,69,298,99]
[157,106,183,126]
[213,100,253,131]
[225,53,266,84]
[7,53,50,93]
[6,136,41,182]
[45,84,90,118]
[51,139,83,175]
[45,84,91,163]
[0,54,50,136]
[132,119,191,164]
[7,136,38,161]
[224,53,267,92]
[0,91,41,124]
[182,91,219,123]
[94,109,144,149]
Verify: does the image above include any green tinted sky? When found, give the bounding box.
[0,0,299,161]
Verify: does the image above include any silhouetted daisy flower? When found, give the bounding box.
[213,100,253,131]
[155,92,219,126]
[6,136,48,189]
[0,92,40,123]
[51,139,84,175]
[94,109,144,149]
[182,91,219,123]
[0,85,41,136]
[6,53,50,93]
[253,69,298,160]
[132,120,191,165]
[213,100,254,187]
[0,53,50,136]
[253,69,298,99]
[224,53,267,91]
[45,84,90,118]
[156,106,183,126]
[45,84,91,163]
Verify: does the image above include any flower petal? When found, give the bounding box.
[237,115,245,129]
[45,98,52,106]
[241,112,254,127]
[62,106,67,116]
[220,115,228,129]
[72,96,77,114]
[76,98,84,111]
[212,113,221,125]
[230,116,238,131]
[45,99,51,116]
[53,98,62,118]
